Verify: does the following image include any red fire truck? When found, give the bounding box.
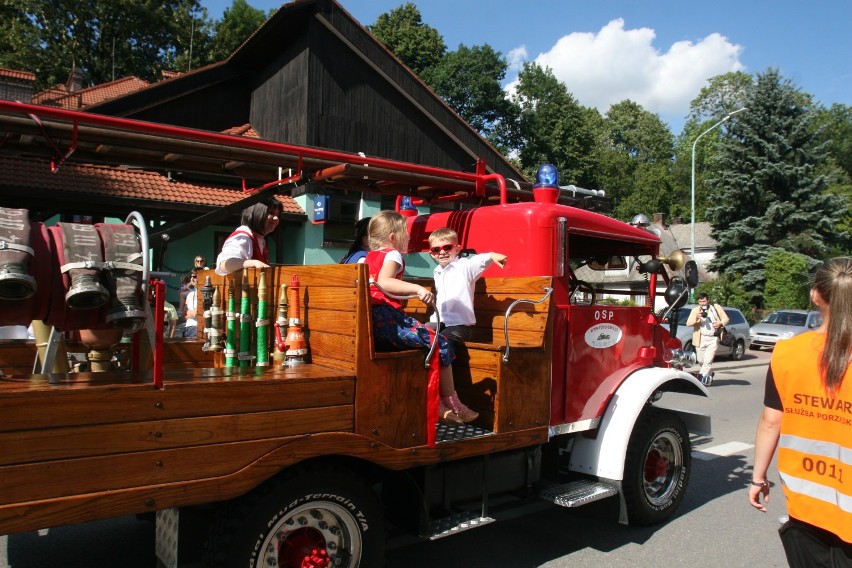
[0,101,705,567]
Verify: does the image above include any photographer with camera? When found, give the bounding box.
[686,293,729,386]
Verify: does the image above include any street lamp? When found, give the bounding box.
[690,107,748,263]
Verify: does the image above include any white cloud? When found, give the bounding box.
[506,46,528,72]
[507,19,745,126]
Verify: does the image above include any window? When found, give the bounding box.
[322,196,360,247]
[725,309,746,325]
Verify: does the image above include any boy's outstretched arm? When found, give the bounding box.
[490,252,507,268]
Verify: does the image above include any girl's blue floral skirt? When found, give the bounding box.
[371,305,454,367]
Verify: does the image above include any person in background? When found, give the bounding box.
[340,217,371,264]
[748,256,851,567]
[427,227,506,344]
[215,197,281,275]
[685,293,729,386]
[194,255,208,271]
[182,272,198,339]
[366,211,478,425]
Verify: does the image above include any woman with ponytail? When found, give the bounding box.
[748,256,852,567]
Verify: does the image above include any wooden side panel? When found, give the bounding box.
[0,405,353,502]
[0,372,355,432]
[354,353,429,448]
[0,342,35,375]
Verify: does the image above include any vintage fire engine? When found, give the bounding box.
[0,101,705,567]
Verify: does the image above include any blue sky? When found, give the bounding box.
[203,0,851,134]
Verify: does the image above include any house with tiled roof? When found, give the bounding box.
[0,68,36,103]
[0,0,529,284]
[31,73,152,110]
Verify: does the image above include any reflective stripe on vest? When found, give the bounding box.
[778,434,852,515]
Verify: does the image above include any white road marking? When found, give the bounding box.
[692,441,754,460]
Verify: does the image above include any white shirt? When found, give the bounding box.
[214,225,267,276]
[431,253,493,327]
[184,289,198,328]
[699,305,720,336]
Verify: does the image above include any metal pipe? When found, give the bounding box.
[0,100,503,191]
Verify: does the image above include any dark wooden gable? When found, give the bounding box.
[88,0,526,182]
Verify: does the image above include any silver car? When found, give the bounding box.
[749,309,823,350]
[661,304,751,361]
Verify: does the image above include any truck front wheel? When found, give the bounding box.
[622,408,690,525]
[206,468,385,567]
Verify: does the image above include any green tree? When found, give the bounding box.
[813,103,852,179]
[0,0,209,89]
[706,69,848,304]
[595,100,674,220]
[423,44,511,138]
[509,63,596,187]
[368,3,445,77]
[208,0,268,62]
[687,72,752,125]
[812,104,852,255]
[763,250,810,309]
[696,273,753,322]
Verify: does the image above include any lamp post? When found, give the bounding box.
[690,107,748,264]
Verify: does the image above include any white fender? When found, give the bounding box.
[567,367,710,481]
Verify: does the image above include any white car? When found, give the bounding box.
[749,309,823,350]
[662,304,751,361]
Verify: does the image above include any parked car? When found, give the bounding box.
[661,304,751,361]
[749,309,823,350]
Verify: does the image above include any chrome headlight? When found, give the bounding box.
[664,348,697,369]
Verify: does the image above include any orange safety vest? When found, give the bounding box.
[771,331,852,543]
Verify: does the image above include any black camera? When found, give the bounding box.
[700,307,709,318]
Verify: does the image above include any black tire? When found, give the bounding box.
[729,340,745,361]
[748,344,760,351]
[205,467,386,568]
[683,341,695,354]
[622,408,690,525]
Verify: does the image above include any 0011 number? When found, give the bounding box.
[802,457,843,482]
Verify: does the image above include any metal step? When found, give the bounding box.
[428,510,495,540]
[539,479,618,508]
[436,422,493,443]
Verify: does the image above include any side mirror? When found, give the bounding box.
[684,260,699,289]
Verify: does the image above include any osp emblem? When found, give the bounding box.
[584,323,622,348]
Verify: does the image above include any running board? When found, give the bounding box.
[428,511,496,540]
[539,479,618,508]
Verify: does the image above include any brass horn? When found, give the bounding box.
[658,249,686,271]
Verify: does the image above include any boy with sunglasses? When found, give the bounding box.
[428,228,507,344]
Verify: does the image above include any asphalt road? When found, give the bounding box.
[2,349,789,568]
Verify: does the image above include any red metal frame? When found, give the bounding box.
[0,100,508,203]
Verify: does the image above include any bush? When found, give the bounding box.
[763,250,810,309]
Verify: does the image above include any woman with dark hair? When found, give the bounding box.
[215,197,282,276]
[748,256,852,566]
[340,217,371,264]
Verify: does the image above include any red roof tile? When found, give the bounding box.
[0,68,36,81]
[222,124,260,138]
[0,155,304,216]
[32,76,151,110]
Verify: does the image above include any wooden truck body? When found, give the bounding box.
[0,100,707,567]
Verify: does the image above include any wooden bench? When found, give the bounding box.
[402,276,553,432]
